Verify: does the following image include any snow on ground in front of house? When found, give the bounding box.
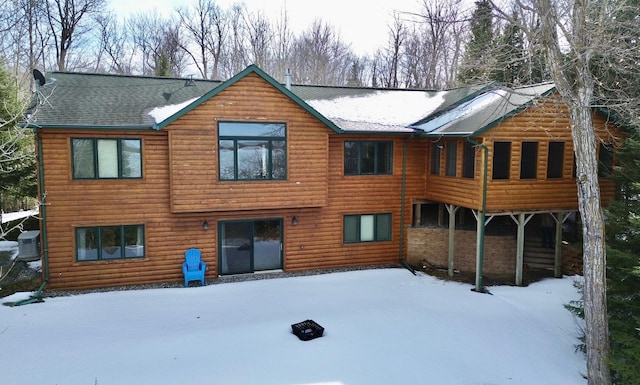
[0,268,586,385]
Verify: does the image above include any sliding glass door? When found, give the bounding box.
[219,219,282,275]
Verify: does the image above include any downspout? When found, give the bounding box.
[400,134,416,274]
[467,136,488,293]
[10,127,49,306]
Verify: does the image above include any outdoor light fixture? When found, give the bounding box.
[203,220,209,230]
[292,216,298,226]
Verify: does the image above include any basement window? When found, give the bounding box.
[344,213,391,243]
[76,225,145,261]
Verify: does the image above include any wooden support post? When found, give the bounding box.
[554,211,564,278]
[413,203,422,227]
[510,213,534,287]
[516,213,525,286]
[446,204,459,277]
[437,204,444,227]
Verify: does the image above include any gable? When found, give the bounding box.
[167,70,332,213]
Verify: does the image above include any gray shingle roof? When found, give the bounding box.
[30,72,221,127]
[27,67,555,136]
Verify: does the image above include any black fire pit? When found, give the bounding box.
[291,319,324,341]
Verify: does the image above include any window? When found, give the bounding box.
[344,141,392,175]
[598,142,614,177]
[520,142,538,179]
[76,225,145,261]
[72,138,142,179]
[430,142,442,175]
[462,141,475,179]
[344,213,391,243]
[445,142,457,176]
[547,142,564,178]
[218,122,286,180]
[492,141,511,180]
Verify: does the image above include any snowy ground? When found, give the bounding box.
[1,268,586,385]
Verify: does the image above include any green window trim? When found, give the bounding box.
[344,141,393,176]
[71,138,142,180]
[344,213,392,243]
[76,224,145,261]
[218,122,287,181]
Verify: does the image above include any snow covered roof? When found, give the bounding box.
[413,82,557,137]
[304,90,447,133]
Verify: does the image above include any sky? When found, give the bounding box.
[107,0,434,56]
[2,264,586,385]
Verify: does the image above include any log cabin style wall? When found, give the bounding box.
[38,74,425,290]
[424,96,624,213]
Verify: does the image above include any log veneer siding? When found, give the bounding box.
[39,74,423,290]
[425,97,623,212]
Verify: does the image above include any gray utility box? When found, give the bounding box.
[17,230,41,261]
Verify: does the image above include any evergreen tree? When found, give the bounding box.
[491,11,525,85]
[606,133,640,385]
[457,0,495,84]
[0,63,35,214]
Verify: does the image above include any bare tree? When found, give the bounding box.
[415,0,468,88]
[243,10,273,71]
[271,7,294,83]
[44,0,106,71]
[491,0,640,383]
[177,0,227,80]
[94,12,134,74]
[290,19,355,86]
[222,4,250,78]
[128,11,186,77]
[373,13,404,88]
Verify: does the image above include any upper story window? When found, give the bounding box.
[218,122,286,181]
[445,141,457,177]
[547,141,565,179]
[492,141,511,180]
[598,142,614,177]
[520,141,538,179]
[76,224,145,261]
[344,141,393,175]
[430,142,442,175]
[72,138,142,179]
[462,141,475,179]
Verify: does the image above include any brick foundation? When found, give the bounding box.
[407,227,518,276]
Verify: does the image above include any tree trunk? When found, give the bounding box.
[570,99,611,385]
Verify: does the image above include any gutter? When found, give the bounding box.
[467,137,488,293]
[399,135,416,275]
[8,127,49,306]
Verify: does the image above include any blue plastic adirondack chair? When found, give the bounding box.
[182,248,206,287]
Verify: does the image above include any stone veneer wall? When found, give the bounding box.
[407,227,517,276]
